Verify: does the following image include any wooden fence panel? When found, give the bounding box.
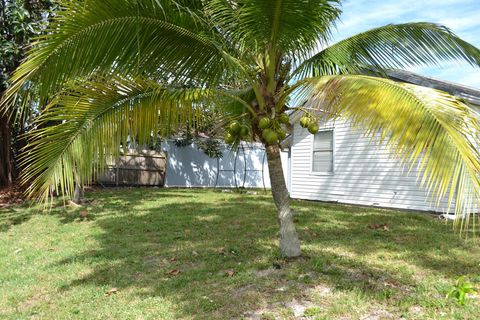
[98,151,166,187]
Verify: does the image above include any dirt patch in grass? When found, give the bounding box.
[16,290,51,312]
[0,185,24,208]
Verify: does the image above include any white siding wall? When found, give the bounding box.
[290,119,452,212]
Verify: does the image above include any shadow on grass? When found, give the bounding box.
[0,199,95,231]
[0,187,199,231]
[296,201,479,277]
[0,206,34,232]
[48,188,480,319]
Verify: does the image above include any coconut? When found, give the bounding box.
[262,129,278,145]
[308,122,319,134]
[258,117,271,129]
[239,126,249,138]
[224,132,235,144]
[229,121,241,134]
[278,113,289,124]
[300,116,310,128]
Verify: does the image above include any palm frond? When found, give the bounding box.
[1,0,241,119]
[293,23,480,78]
[297,75,480,233]
[205,0,341,59]
[20,75,212,203]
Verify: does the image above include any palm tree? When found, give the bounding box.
[3,0,480,257]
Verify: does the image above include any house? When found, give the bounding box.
[283,70,480,212]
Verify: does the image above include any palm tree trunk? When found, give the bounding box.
[265,144,301,257]
[72,181,85,204]
[72,168,84,204]
[0,115,14,187]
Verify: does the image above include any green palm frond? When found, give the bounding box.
[218,87,257,115]
[293,23,480,78]
[20,75,212,203]
[1,0,242,119]
[297,75,480,232]
[205,0,341,58]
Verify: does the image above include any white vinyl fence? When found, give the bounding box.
[160,141,290,190]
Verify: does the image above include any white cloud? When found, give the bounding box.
[331,0,480,88]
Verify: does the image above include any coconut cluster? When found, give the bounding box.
[224,121,250,144]
[258,113,289,145]
[299,115,319,134]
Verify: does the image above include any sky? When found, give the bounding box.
[330,0,480,89]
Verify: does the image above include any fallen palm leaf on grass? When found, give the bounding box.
[368,223,390,231]
[166,269,180,277]
[104,288,118,296]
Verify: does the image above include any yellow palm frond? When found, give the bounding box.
[298,75,480,233]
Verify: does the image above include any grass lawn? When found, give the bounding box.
[1,188,479,319]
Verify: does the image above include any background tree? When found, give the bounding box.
[164,107,225,159]
[0,0,54,186]
[3,0,480,257]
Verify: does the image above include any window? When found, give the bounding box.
[312,130,334,173]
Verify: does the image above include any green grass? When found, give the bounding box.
[1,188,479,319]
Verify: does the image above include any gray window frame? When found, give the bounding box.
[310,128,335,175]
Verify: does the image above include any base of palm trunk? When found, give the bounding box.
[72,184,85,204]
[279,216,301,257]
[265,144,302,258]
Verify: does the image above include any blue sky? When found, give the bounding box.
[330,0,480,88]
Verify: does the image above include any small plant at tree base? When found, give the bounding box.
[446,276,478,305]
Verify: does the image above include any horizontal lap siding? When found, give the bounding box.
[290,119,452,212]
